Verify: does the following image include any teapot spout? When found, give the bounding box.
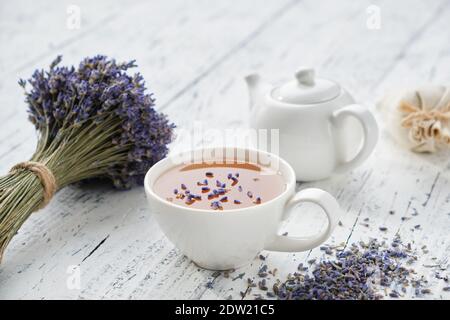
[245,73,272,111]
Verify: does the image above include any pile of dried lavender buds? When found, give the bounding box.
[209,236,449,300]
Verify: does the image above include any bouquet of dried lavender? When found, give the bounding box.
[0,55,175,262]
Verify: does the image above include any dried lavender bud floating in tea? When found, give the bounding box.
[153,163,285,210]
[201,187,210,193]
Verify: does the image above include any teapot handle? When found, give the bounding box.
[332,104,379,173]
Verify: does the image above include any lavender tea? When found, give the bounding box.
[153,162,286,211]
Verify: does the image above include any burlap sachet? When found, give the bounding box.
[378,85,450,152]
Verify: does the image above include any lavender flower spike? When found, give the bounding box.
[22,55,176,189]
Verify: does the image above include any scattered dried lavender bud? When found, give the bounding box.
[258,265,268,276]
[379,227,388,232]
[238,186,243,192]
[254,197,262,205]
[181,184,187,190]
[338,221,343,227]
[232,272,245,281]
[443,287,450,292]
[234,200,241,204]
[414,224,421,229]
[227,173,232,179]
[389,291,399,298]
[206,172,214,178]
[247,191,253,198]
[231,177,239,186]
[272,284,279,296]
[259,254,266,261]
[173,189,178,194]
[220,196,228,202]
[389,210,395,215]
[258,279,268,291]
[282,232,288,236]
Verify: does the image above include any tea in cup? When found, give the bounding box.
[144,147,341,270]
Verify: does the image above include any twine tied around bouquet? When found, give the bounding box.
[10,161,57,210]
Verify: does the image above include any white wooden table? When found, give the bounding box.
[0,0,449,300]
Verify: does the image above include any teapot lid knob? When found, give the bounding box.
[295,68,315,86]
[272,67,341,104]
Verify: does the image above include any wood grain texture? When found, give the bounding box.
[0,0,449,299]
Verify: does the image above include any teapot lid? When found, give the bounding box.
[271,68,341,104]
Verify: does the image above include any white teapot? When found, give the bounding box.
[245,68,378,181]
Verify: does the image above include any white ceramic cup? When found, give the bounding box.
[144,147,341,270]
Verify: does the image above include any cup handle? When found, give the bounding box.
[332,104,379,174]
[264,188,341,252]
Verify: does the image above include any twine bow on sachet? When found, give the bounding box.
[400,101,450,145]
[394,84,450,153]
